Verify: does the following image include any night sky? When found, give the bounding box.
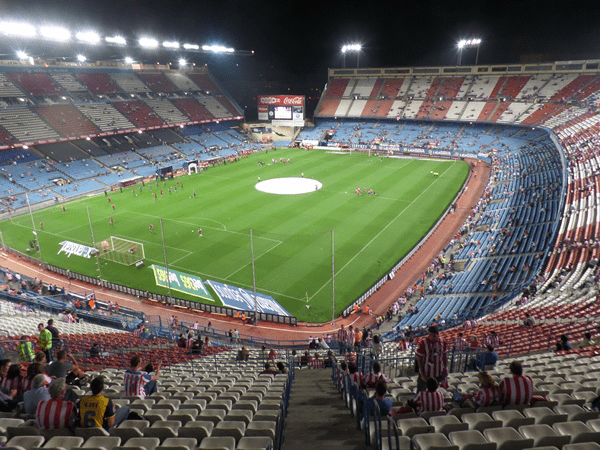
[2,0,600,118]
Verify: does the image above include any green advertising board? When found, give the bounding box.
[150,265,214,301]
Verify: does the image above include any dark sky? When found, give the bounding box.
[2,0,600,116]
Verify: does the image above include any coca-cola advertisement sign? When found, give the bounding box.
[258,95,304,106]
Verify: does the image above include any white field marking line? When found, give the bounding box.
[308,162,456,302]
[135,211,284,245]
[135,210,228,231]
[224,240,284,280]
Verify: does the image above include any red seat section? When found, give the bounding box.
[112,100,166,127]
[324,78,350,97]
[33,105,100,137]
[185,73,221,94]
[76,73,122,94]
[7,72,63,96]
[171,98,215,121]
[137,72,179,93]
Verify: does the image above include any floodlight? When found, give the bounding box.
[202,44,234,53]
[39,26,71,42]
[76,31,100,44]
[139,37,159,48]
[1,21,36,37]
[183,43,199,50]
[179,58,187,67]
[77,54,86,62]
[341,43,361,53]
[124,56,134,64]
[163,41,179,49]
[105,35,126,45]
[16,50,28,60]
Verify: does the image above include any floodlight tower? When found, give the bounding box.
[342,43,362,68]
[457,38,481,65]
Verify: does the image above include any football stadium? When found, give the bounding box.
[1,3,600,450]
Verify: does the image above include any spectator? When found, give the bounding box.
[2,363,23,401]
[259,362,278,376]
[412,377,445,415]
[23,373,51,415]
[276,361,287,374]
[580,332,595,348]
[472,345,498,371]
[362,360,388,388]
[89,342,108,358]
[559,334,573,350]
[415,325,448,391]
[124,355,161,398]
[237,346,250,362]
[267,349,278,360]
[37,323,53,362]
[22,353,51,392]
[371,380,393,416]
[499,361,534,406]
[16,335,35,363]
[36,378,76,431]
[371,334,383,360]
[79,376,129,429]
[523,314,535,327]
[456,371,500,409]
[46,350,85,385]
[46,319,61,353]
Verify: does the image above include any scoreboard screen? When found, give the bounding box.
[272,106,292,120]
[258,95,305,126]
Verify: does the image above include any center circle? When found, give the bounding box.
[255,177,322,195]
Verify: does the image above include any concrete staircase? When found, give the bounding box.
[282,368,366,450]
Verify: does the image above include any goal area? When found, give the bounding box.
[95,236,145,266]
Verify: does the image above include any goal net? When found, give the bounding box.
[95,236,145,266]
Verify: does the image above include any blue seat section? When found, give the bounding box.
[389,125,565,331]
[54,158,106,180]
[52,179,106,197]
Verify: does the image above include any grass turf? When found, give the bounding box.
[0,149,469,322]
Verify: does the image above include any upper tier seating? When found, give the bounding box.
[6,72,63,96]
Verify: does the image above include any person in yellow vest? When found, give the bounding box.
[17,336,35,363]
[37,323,53,362]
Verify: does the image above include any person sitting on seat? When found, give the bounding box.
[23,373,51,415]
[79,376,129,429]
[237,346,250,362]
[124,355,161,398]
[35,377,76,431]
[259,362,278,376]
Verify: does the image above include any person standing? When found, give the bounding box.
[46,319,61,357]
[415,325,448,392]
[37,323,53,363]
[17,336,35,363]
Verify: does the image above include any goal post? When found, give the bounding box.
[95,236,145,266]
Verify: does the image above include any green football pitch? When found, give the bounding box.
[0,149,469,322]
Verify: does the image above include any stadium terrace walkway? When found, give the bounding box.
[0,158,490,342]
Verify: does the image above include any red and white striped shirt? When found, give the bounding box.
[362,372,388,388]
[36,398,75,430]
[349,372,362,387]
[21,374,51,393]
[1,376,22,395]
[499,375,534,406]
[473,386,500,407]
[124,371,150,398]
[416,337,448,379]
[414,390,445,415]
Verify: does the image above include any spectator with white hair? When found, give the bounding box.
[23,373,51,415]
[36,377,76,431]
